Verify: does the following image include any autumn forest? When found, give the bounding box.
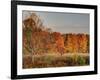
[23,11,90,68]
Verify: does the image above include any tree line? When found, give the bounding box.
[23,12,89,55]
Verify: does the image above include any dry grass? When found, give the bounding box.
[23,53,89,69]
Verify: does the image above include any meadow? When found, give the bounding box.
[23,53,89,68]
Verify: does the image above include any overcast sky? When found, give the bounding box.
[23,11,89,34]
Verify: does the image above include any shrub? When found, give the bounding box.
[77,56,86,65]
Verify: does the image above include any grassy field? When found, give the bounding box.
[23,53,89,69]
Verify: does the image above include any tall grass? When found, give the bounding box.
[23,53,89,68]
